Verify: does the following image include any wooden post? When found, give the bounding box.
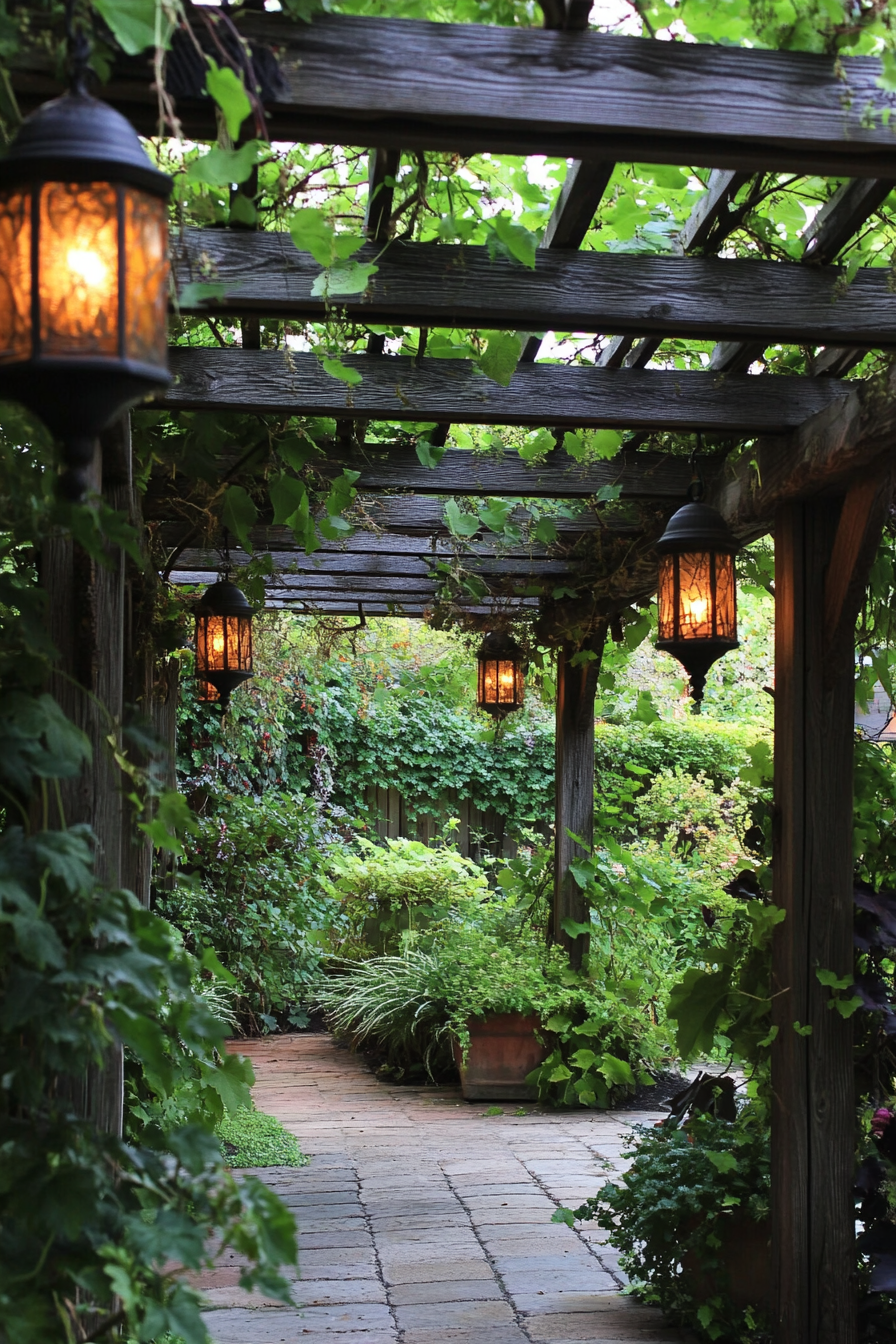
[772,474,893,1344]
[39,425,130,1135]
[553,627,606,968]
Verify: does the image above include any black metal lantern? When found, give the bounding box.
[0,34,171,500]
[476,630,525,719]
[656,498,739,711]
[194,579,254,713]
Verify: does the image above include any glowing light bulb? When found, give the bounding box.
[685,597,709,626]
[212,630,225,656]
[67,247,108,288]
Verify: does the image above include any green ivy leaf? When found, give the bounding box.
[416,439,448,468]
[205,61,252,141]
[321,357,362,386]
[92,0,165,55]
[706,1150,739,1174]
[269,474,307,527]
[479,331,522,387]
[222,485,258,553]
[490,214,538,269]
[186,142,263,188]
[444,499,480,538]
[534,517,558,545]
[311,261,378,298]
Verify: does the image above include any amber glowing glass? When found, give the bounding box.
[478,657,525,710]
[658,550,737,644]
[0,189,31,362]
[196,613,253,678]
[0,180,168,367]
[196,678,221,704]
[124,188,168,365]
[40,182,119,356]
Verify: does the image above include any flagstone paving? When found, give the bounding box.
[202,1034,696,1343]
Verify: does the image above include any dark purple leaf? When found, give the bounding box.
[870,1254,896,1294]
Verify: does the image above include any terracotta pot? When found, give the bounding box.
[682,1213,771,1311]
[452,1011,548,1100]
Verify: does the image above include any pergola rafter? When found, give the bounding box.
[173,232,896,350]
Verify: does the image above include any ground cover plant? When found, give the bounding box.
[217,1107,309,1169]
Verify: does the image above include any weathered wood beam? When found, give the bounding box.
[172,547,577,576]
[802,177,894,264]
[712,365,896,536]
[21,13,896,175]
[264,598,536,615]
[173,233,896,349]
[710,177,895,374]
[160,349,846,431]
[312,445,696,499]
[678,169,754,253]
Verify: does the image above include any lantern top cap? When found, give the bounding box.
[196,579,254,618]
[478,630,523,658]
[656,500,739,556]
[0,92,171,196]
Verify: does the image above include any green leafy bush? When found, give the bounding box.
[217,1107,310,1169]
[595,720,770,797]
[324,835,489,955]
[559,1106,771,1343]
[162,792,341,1033]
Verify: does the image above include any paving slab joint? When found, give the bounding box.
[516,1156,627,1290]
[438,1161,535,1343]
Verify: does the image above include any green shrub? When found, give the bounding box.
[595,720,770,795]
[558,1105,770,1343]
[323,836,489,955]
[161,792,341,1033]
[217,1108,310,1169]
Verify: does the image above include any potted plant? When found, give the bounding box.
[554,1095,771,1342]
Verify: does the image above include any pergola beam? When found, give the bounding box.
[159,349,846,431]
[712,364,896,537]
[312,445,697,499]
[173,233,896,349]
[19,13,896,176]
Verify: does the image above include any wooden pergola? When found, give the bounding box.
[14,6,896,1341]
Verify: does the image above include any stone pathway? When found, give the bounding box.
[202,1034,695,1343]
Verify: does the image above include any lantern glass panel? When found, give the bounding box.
[713,551,737,641]
[197,613,253,675]
[658,550,737,644]
[39,181,118,356]
[124,188,168,367]
[0,189,31,361]
[478,657,524,708]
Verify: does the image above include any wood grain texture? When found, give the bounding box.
[554,632,605,968]
[27,12,896,175]
[712,365,896,536]
[679,169,753,253]
[772,501,859,1344]
[172,548,576,576]
[160,349,845,431]
[802,178,895,265]
[173,232,896,348]
[314,444,695,498]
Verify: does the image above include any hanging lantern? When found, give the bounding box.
[194,579,254,713]
[0,53,171,500]
[477,631,525,719]
[656,499,739,711]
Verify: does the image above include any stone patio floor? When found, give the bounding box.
[202,1033,696,1344]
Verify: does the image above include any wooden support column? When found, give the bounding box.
[553,627,606,968]
[772,467,893,1344]
[40,423,131,1136]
